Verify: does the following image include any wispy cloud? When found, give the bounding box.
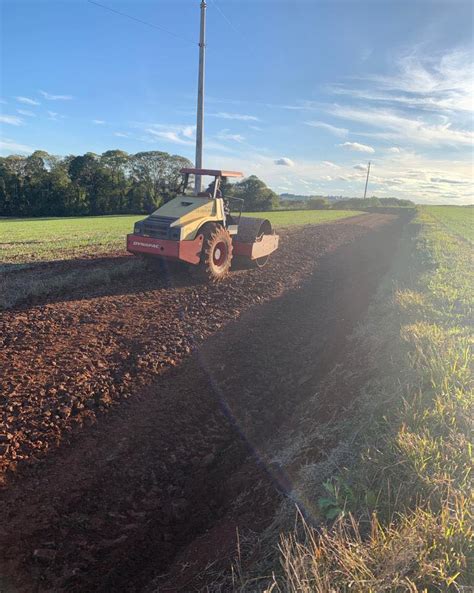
[0,114,24,126]
[145,126,194,146]
[210,112,260,122]
[114,132,130,138]
[274,157,295,167]
[305,120,348,137]
[430,176,470,185]
[47,111,66,121]
[339,141,375,154]
[16,96,40,106]
[181,125,196,139]
[0,138,34,153]
[40,90,73,101]
[217,129,245,143]
[328,47,473,115]
[93,119,106,125]
[17,109,36,117]
[329,104,473,147]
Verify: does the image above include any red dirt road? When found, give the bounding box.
[0,214,405,592]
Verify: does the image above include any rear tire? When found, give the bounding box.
[197,223,233,282]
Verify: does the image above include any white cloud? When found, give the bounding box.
[47,111,65,121]
[217,129,245,143]
[388,146,401,153]
[339,141,375,153]
[327,48,473,115]
[145,127,194,146]
[182,125,196,139]
[0,138,34,153]
[274,157,295,167]
[210,112,260,122]
[93,119,106,125]
[17,109,36,117]
[430,177,469,185]
[330,105,473,147]
[322,161,339,169]
[305,120,348,137]
[0,114,24,126]
[16,96,40,106]
[114,132,130,138]
[354,163,368,171]
[40,90,73,100]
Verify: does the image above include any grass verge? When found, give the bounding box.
[237,208,472,591]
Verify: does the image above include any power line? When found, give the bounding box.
[208,0,245,41]
[87,0,197,46]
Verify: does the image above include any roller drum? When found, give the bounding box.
[235,217,273,242]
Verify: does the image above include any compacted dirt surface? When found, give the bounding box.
[0,213,405,592]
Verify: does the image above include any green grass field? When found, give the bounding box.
[424,205,473,242]
[0,210,363,265]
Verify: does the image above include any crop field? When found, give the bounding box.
[0,207,471,593]
[424,205,473,242]
[0,209,363,265]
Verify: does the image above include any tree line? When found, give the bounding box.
[0,149,412,218]
[0,150,282,217]
[280,195,414,210]
[0,150,193,217]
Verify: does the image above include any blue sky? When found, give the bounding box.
[1,0,473,203]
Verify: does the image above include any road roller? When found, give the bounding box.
[126,168,279,281]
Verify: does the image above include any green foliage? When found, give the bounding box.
[229,175,280,211]
[332,196,382,209]
[306,197,329,210]
[0,150,192,217]
[332,196,415,210]
[380,197,415,207]
[318,477,356,519]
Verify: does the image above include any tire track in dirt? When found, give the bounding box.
[0,214,404,592]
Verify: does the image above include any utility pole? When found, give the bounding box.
[363,161,371,199]
[194,0,206,195]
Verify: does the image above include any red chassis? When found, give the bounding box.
[126,232,279,265]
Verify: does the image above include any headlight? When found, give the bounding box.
[170,227,181,240]
[134,222,142,235]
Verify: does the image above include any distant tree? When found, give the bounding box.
[232,175,279,211]
[219,176,234,198]
[379,197,415,207]
[332,196,381,210]
[129,151,192,210]
[307,197,329,210]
